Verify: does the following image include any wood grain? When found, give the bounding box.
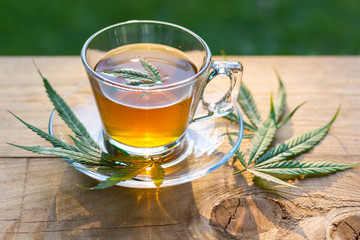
[1,56,360,239]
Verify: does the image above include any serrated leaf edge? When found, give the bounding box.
[247,169,299,188]
[238,82,262,129]
[255,107,340,167]
[253,160,358,176]
[39,70,99,150]
[274,71,286,122]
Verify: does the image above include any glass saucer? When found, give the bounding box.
[48,81,244,188]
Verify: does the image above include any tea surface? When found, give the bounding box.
[95,43,197,87]
[93,43,197,148]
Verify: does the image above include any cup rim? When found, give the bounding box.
[80,20,212,91]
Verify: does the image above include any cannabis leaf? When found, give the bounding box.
[274,71,286,122]
[238,82,262,129]
[253,161,358,176]
[39,70,100,150]
[228,74,358,188]
[8,69,166,189]
[247,95,277,166]
[151,162,166,188]
[247,169,298,188]
[102,58,167,86]
[254,108,339,167]
[93,162,153,190]
[223,112,257,132]
[8,111,77,152]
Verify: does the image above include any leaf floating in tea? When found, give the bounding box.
[94,44,197,148]
[104,68,154,83]
[139,58,161,82]
[103,58,168,86]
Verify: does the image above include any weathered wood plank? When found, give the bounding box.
[1,157,360,239]
[0,57,86,157]
[1,56,360,239]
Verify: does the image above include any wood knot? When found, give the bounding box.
[209,196,283,239]
[330,215,360,240]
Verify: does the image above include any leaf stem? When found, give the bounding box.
[233,169,247,175]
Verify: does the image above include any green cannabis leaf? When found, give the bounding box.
[238,82,262,129]
[93,162,153,190]
[8,69,166,189]
[253,161,358,176]
[227,73,358,188]
[247,95,277,167]
[102,58,167,86]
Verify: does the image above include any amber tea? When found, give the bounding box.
[93,43,197,148]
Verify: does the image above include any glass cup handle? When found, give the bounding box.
[194,60,243,122]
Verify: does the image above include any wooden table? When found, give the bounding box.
[1,56,360,239]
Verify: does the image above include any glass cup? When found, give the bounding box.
[81,20,243,157]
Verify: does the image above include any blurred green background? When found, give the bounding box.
[1,0,359,55]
